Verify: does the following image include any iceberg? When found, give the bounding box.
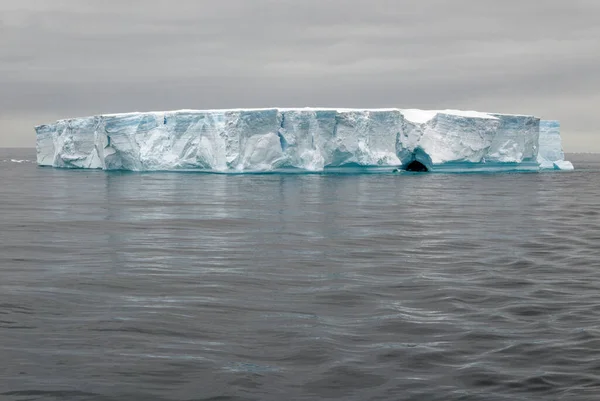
[35,108,573,172]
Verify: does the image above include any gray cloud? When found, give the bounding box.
[1,0,598,150]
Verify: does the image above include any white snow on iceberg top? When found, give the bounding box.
[401,109,499,124]
[35,108,573,172]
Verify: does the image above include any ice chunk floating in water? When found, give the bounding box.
[35,108,573,172]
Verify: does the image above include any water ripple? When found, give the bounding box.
[1,150,600,400]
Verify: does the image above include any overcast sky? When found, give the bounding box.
[1,0,599,151]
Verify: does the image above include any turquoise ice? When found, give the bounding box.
[35,108,573,172]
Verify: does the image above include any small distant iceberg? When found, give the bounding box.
[35,108,573,172]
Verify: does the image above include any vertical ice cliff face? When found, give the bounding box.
[329,110,402,167]
[102,112,159,170]
[278,109,401,170]
[98,109,284,171]
[35,124,56,167]
[232,109,285,171]
[35,108,573,172]
[397,110,542,171]
[36,117,104,169]
[487,114,540,163]
[277,109,337,171]
[537,121,574,170]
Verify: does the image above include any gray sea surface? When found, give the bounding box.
[1,149,600,401]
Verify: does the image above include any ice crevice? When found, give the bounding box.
[35,108,573,172]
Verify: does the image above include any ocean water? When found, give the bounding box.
[1,148,600,401]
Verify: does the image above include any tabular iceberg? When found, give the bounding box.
[35,108,573,172]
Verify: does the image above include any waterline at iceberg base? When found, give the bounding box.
[35,108,573,173]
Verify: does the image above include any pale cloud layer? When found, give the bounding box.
[1,0,599,151]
